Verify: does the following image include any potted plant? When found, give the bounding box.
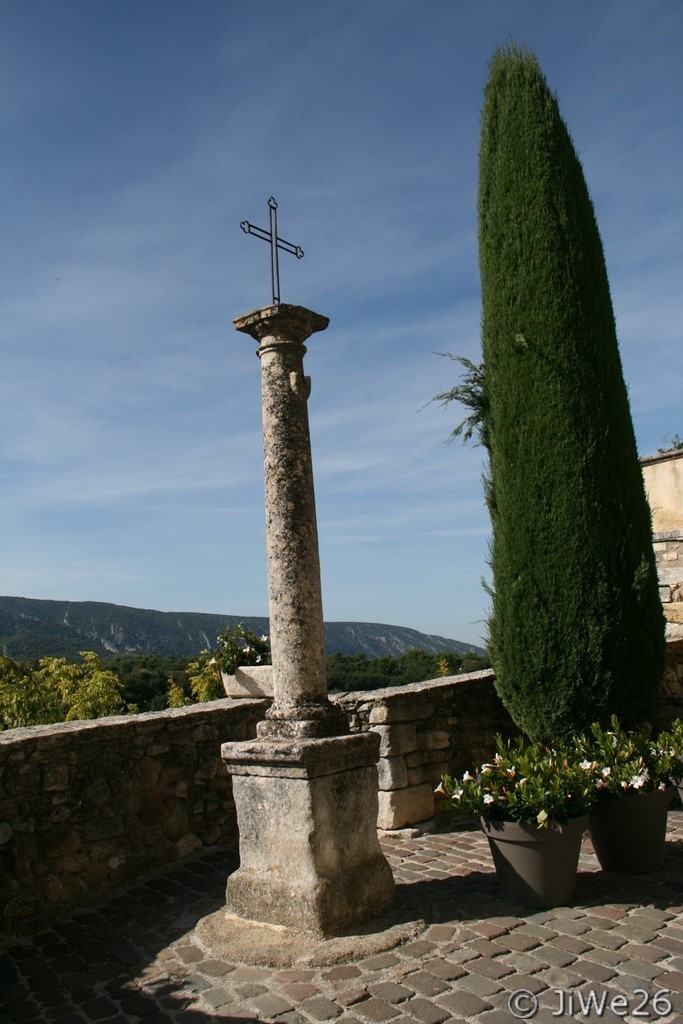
[659,718,683,805]
[437,736,594,908]
[577,716,676,873]
[216,624,272,697]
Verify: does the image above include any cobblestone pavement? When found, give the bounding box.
[2,810,682,1024]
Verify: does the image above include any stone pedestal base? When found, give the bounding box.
[221,732,395,936]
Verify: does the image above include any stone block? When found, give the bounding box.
[194,757,220,780]
[417,729,450,750]
[44,764,68,791]
[368,701,433,724]
[405,750,429,768]
[407,766,429,786]
[83,779,110,805]
[223,733,395,935]
[376,784,434,830]
[377,756,408,791]
[658,566,683,585]
[56,853,89,874]
[427,761,450,783]
[176,833,203,858]
[425,748,451,764]
[371,724,417,757]
[132,757,161,788]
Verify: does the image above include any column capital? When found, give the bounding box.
[233,304,329,346]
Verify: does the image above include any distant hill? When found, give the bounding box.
[0,596,483,662]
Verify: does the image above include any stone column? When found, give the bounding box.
[233,304,345,739]
[221,304,395,936]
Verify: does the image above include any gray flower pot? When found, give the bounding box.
[588,787,674,873]
[481,814,588,909]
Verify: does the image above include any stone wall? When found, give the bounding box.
[2,666,680,936]
[0,673,507,935]
[659,639,683,732]
[333,670,516,830]
[653,531,683,630]
[0,699,266,936]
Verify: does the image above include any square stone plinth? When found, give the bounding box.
[221,732,396,936]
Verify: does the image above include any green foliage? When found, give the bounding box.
[433,354,488,448]
[659,718,683,783]
[657,434,683,454]
[186,652,224,703]
[0,652,135,729]
[576,715,678,795]
[215,623,271,675]
[438,733,595,828]
[439,716,683,828]
[107,654,190,712]
[0,644,492,725]
[167,678,193,708]
[326,649,490,693]
[462,44,664,741]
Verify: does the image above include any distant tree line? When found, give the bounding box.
[326,649,490,692]
[0,648,490,729]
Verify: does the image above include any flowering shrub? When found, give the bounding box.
[575,716,677,796]
[659,719,683,784]
[437,734,595,828]
[215,623,271,676]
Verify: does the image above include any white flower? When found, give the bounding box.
[462,771,474,782]
[579,759,593,771]
[494,753,503,764]
[601,767,612,777]
[260,635,269,643]
[483,794,495,804]
[629,774,646,789]
[481,765,493,774]
[452,786,463,800]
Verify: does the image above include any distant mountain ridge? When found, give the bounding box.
[0,596,483,662]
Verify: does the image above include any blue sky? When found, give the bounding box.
[1,1,681,647]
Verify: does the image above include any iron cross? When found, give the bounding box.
[240,197,304,306]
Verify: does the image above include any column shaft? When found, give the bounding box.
[234,305,344,737]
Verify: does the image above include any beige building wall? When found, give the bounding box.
[641,449,683,636]
[641,449,683,532]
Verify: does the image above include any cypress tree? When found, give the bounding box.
[471,45,664,741]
